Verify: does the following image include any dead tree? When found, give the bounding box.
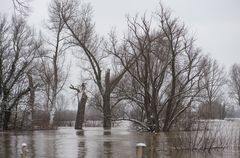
[70,84,88,130]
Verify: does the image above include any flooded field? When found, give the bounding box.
[1,121,240,158]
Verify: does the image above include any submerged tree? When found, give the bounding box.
[58,0,137,129]
[111,5,208,132]
[70,83,87,130]
[157,6,208,132]
[110,15,171,132]
[0,15,41,130]
[37,0,69,128]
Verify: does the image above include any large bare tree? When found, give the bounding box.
[58,0,136,129]
[109,15,171,132]
[0,15,41,130]
[111,5,207,132]
[36,0,69,128]
[157,6,207,131]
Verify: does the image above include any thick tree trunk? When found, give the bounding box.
[103,70,111,129]
[75,92,88,130]
[103,93,111,129]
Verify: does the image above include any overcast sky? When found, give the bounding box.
[0,0,240,69]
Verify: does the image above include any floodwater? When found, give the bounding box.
[0,122,240,158]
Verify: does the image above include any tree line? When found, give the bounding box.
[0,0,240,132]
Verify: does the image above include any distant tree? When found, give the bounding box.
[229,64,240,107]
[198,99,227,119]
[199,58,226,119]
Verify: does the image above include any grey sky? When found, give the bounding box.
[0,0,239,68]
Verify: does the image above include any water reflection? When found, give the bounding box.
[103,130,112,158]
[1,127,240,158]
[145,134,160,158]
[2,133,11,157]
[76,130,85,158]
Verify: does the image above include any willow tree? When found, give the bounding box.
[112,5,207,132]
[109,15,171,132]
[156,6,207,131]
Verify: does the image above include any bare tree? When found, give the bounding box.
[58,0,136,129]
[109,15,170,132]
[111,5,207,132]
[36,0,69,128]
[156,5,207,132]
[229,63,240,106]
[12,0,31,16]
[199,58,226,119]
[0,15,41,130]
[26,71,35,128]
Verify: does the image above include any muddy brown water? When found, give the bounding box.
[0,124,239,158]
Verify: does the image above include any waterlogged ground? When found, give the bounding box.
[1,121,240,158]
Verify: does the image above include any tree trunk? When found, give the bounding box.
[163,51,176,132]
[103,93,111,129]
[163,102,173,132]
[144,87,152,128]
[151,90,160,132]
[13,105,18,129]
[27,73,35,129]
[103,70,111,129]
[75,92,88,130]
[21,108,27,129]
[49,107,56,128]
[3,111,11,130]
